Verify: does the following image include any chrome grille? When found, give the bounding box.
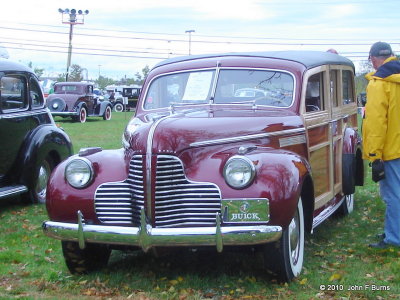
[94,155,144,224]
[155,155,221,228]
[94,155,221,227]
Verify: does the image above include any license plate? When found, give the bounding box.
[221,198,269,223]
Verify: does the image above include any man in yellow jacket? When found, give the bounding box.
[363,41,400,248]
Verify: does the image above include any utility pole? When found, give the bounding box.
[58,8,89,81]
[185,30,195,55]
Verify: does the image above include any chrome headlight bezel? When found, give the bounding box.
[223,155,256,189]
[64,157,94,189]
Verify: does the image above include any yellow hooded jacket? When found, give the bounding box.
[363,56,400,161]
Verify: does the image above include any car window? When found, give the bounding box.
[0,75,27,111]
[330,70,339,108]
[30,78,44,108]
[55,85,79,94]
[305,72,325,112]
[342,70,354,104]
[214,69,294,107]
[144,70,215,109]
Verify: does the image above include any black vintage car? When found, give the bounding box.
[0,59,73,203]
[47,82,112,123]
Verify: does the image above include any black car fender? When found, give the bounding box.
[16,124,73,188]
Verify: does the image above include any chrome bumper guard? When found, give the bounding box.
[43,209,282,252]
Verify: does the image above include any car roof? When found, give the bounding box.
[154,50,354,70]
[55,82,92,86]
[0,58,34,73]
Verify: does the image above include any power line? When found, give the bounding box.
[4,45,168,59]
[1,24,400,48]
[1,40,184,56]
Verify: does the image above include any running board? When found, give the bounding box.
[312,196,345,229]
[0,185,28,200]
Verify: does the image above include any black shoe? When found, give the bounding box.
[376,233,386,239]
[369,240,390,249]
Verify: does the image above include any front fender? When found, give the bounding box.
[46,148,129,223]
[18,124,73,188]
[182,147,311,229]
[245,149,310,229]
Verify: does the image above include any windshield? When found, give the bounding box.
[143,69,294,109]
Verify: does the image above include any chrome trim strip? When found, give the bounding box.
[43,209,282,253]
[50,111,79,116]
[0,108,48,119]
[312,196,344,229]
[279,134,306,147]
[146,114,174,219]
[0,185,28,199]
[190,127,305,147]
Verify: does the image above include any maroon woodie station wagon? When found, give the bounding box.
[43,51,365,282]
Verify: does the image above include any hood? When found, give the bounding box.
[365,57,400,84]
[129,107,304,154]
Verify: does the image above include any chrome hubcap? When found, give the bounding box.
[289,213,300,265]
[346,194,354,213]
[36,162,50,203]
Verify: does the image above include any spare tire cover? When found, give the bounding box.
[47,98,66,112]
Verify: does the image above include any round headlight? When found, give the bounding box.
[65,158,93,188]
[223,156,255,189]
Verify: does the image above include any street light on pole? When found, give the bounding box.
[58,8,89,81]
[185,30,195,55]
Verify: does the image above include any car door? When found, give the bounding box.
[330,66,358,195]
[302,67,335,210]
[0,73,29,180]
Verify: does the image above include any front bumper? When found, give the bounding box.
[43,210,282,252]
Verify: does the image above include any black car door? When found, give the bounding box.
[0,73,29,181]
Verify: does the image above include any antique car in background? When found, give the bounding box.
[0,59,72,203]
[46,82,113,123]
[106,85,141,112]
[43,51,365,282]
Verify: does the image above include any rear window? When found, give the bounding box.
[0,75,27,111]
[54,85,81,94]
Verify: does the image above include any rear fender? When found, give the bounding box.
[342,127,364,194]
[98,101,112,116]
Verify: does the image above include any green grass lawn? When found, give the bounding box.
[0,113,399,299]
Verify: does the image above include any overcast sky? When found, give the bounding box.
[0,0,398,80]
